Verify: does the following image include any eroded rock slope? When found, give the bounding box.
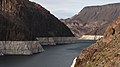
[75,17,120,67]
[63,3,120,37]
[0,0,74,41]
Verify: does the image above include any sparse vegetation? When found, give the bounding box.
[75,17,120,67]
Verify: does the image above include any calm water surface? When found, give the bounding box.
[0,40,96,67]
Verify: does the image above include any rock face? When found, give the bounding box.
[74,17,120,67]
[37,37,78,45]
[79,35,103,40]
[0,0,74,41]
[0,41,44,55]
[0,0,74,55]
[63,3,120,37]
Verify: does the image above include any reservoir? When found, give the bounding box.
[0,40,96,67]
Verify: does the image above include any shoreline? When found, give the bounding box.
[37,37,79,45]
[79,35,103,40]
[0,41,44,56]
[71,57,77,67]
[0,37,79,55]
[0,36,96,56]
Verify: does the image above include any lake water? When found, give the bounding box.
[0,40,96,67]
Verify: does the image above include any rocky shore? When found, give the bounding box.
[37,37,78,45]
[0,37,79,55]
[79,35,103,40]
[74,17,120,67]
[71,57,77,67]
[0,41,44,55]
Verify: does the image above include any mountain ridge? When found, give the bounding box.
[63,3,120,37]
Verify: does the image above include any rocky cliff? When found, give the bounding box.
[0,0,74,55]
[0,0,74,41]
[63,3,120,37]
[74,17,120,67]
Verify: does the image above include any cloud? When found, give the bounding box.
[30,0,120,18]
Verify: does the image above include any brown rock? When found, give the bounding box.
[75,16,120,67]
[62,3,120,37]
[0,0,74,41]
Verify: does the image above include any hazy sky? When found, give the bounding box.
[30,0,120,19]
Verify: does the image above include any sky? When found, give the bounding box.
[30,0,120,19]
